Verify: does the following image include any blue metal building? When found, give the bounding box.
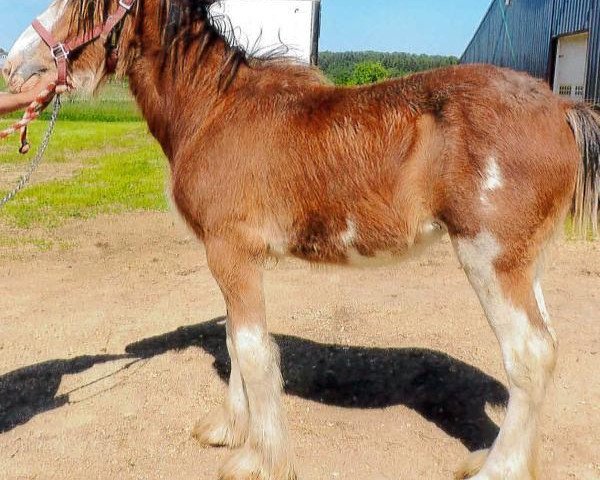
[462,0,600,105]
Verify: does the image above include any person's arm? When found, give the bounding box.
[0,91,33,115]
[0,74,56,116]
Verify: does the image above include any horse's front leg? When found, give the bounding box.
[201,238,296,480]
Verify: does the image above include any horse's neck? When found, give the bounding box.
[127,28,240,161]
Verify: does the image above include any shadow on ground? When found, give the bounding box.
[0,354,128,433]
[0,317,508,450]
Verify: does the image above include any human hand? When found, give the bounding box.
[18,71,59,103]
[0,72,63,115]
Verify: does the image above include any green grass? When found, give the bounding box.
[1,76,168,230]
[46,98,142,122]
[0,115,146,164]
[0,235,54,251]
[1,77,142,122]
[0,120,168,228]
[49,81,142,122]
[564,215,598,242]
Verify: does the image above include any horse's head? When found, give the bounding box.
[2,0,137,95]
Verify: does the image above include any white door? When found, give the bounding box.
[554,33,589,100]
[211,0,319,64]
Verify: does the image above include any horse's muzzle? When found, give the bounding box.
[3,59,47,93]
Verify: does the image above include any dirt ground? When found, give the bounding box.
[0,163,83,190]
[0,212,598,480]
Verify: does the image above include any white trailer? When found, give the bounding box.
[211,0,321,65]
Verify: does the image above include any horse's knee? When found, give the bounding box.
[234,325,282,389]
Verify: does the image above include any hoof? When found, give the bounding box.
[192,408,247,449]
[219,447,297,480]
[455,449,489,480]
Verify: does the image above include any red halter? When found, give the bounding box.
[4,0,137,154]
[32,0,136,87]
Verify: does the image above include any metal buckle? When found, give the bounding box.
[51,43,69,61]
[118,0,134,10]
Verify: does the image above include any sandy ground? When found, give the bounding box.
[0,212,598,480]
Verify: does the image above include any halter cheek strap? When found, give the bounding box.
[31,0,136,88]
[31,20,69,86]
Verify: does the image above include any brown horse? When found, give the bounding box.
[4,1,599,479]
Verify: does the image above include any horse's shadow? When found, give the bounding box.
[0,317,508,451]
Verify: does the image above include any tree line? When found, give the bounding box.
[319,51,459,85]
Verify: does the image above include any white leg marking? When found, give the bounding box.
[533,278,557,344]
[193,326,249,447]
[234,326,270,371]
[235,327,282,443]
[455,232,555,479]
[227,335,248,416]
[228,326,295,478]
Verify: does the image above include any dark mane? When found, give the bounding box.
[72,0,295,90]
[157,0,248,90]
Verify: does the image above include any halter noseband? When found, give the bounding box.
[32,0,136,87]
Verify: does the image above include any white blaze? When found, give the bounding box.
[8,0,68,59]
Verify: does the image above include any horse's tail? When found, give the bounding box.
[566,103,600,239]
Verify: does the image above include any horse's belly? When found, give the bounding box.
[343,219,446,267]
[280,217,446,267]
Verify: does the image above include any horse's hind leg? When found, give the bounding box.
[201,238,296,480]
[452,232,557,480]
[193,324,249,448]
